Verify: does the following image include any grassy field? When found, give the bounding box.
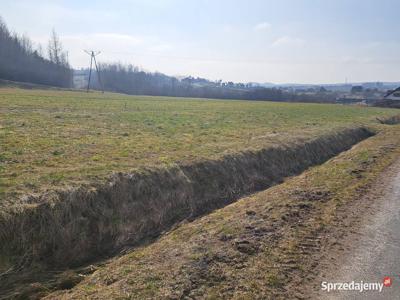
[0,88,398,205]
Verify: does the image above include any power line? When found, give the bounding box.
[84,50,104,93]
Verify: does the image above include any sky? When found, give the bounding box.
[1,0,400,84]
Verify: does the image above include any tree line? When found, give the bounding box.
[0,16,334,103]
[0,18,72,87]
[86,63,332,102]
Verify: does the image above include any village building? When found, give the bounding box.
[384,87,400,100]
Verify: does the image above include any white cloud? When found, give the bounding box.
[254,22,272,31]
[92,33,144,46]
[339,56,374,64]
[221,24,234,33]
[29,32,172,68]
[59,33,145,54]
[149,43,173,52]
[271,36,305,47]
[363,41,382,49]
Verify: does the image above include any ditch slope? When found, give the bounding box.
[0,126,379,299]
[0,127,373,271]
[44,124,400,299]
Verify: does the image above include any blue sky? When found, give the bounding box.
[1,0,400,83]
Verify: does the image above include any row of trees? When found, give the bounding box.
[0,18,72,87]
[89,63,332,102]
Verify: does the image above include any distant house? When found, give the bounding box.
[351,85,363,94]
[384,87,400,100]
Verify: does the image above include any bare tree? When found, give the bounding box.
[0,18,72,87]
[36,44,44,57]
[47,29,68,66]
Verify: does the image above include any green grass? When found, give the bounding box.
[0,88,398,206]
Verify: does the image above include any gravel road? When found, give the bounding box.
[322,161,400,300]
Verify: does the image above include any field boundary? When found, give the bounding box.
[0,127,374,273]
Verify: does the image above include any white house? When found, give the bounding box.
[384,87,400,100]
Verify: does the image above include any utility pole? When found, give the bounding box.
[84,50,104,93]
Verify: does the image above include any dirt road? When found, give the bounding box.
[318,160,400,299]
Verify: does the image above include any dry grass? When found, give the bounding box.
[44,125,400,299]
[0,88,398,206]
[0,127,371,273]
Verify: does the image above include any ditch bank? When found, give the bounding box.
[0,127,374,271]
[377,114,400,125]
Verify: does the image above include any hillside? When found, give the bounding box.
[0,19,71,87]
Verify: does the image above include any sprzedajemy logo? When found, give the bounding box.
[321,277,393,293]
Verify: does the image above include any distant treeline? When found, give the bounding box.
[0,16,334,102]
[0,18,72,87]
[90,63,334,102]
